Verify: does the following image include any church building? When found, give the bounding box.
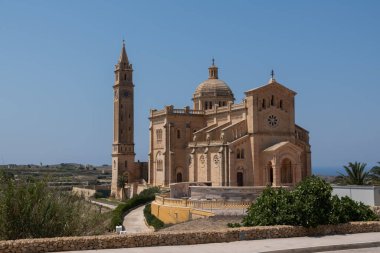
[148,61,311,187]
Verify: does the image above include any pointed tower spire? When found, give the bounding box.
[208,58,218,79]
[118,40,129,64]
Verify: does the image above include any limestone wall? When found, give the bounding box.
[71,187,96,199]
[189,186,267,201]
[1,222,380,253]
[151,201,215,224]
[332,185,380,206]
[170,182,212,198]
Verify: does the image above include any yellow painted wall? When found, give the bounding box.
[151,201,214,224]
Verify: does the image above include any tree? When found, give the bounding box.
[370,162,380,184]
[117,174,128,200]
[338,162,370,185]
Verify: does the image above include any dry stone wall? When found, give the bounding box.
[0,222,379,253]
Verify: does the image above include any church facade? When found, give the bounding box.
[148,62,311,187]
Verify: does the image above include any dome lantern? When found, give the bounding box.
[192,59,235,110]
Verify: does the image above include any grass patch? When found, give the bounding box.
[144,204,164,230]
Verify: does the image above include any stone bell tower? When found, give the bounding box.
[111,41,136,198]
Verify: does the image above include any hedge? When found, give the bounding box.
[110,187,160,229]
[143,204,164,230]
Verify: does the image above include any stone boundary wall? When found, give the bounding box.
[1,222,380,253]
[71,187,96,199]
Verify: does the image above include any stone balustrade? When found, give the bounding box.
[155,195,251,210]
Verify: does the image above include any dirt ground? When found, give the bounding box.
[158,216,243,232]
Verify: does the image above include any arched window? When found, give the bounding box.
[281,158,293,184]
[177,129,181,139]
[271,95,274,106]
[125,161,128,169]
[236,148,241,159]
[262,99,266,109]
[280,100,283,109]
[124,74,127,80]
[241,149,245,159]
[205,101,208,110]
[113,160,116,169]
[176,172,183,183]
[156,152,163,171]
[209,101,213,109]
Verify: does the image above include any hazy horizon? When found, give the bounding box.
[0,1,379,169]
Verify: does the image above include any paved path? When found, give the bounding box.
[122,205,153,233]
[58,232,380,253]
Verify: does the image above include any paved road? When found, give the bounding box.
[58,232,380,253]
[325,248,380,252]
[122,205,153,233]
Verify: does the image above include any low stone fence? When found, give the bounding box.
[1,222,380,253]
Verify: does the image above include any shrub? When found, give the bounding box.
[330,196,377,224]
[110,187,160,229]
[0,174,109,240]
[243,187,296,226]
[144,204,164,230]
[243,176,377,228]
[227,223,241,228]
[293,176,333,227]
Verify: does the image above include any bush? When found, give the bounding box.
[243,176,377,228]
[0,174,109,240]
[227,223,241,228]
[330,196,378,224]
[293,176,333,227]
[243,187,296,226]
[144,204,164,230]
[94,190,110,199]
[110,187,160,229]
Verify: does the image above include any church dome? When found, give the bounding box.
[194,78,234,98]
[193,60,234,99]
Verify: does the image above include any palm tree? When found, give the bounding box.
[338,162,370,185]
[117,174,128,200]
[370,162,380,184]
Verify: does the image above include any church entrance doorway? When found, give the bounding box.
[237,172,243,186]
[176,172,182,183]
[281,158,292,184]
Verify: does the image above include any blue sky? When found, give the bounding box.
[0,1,379,174]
